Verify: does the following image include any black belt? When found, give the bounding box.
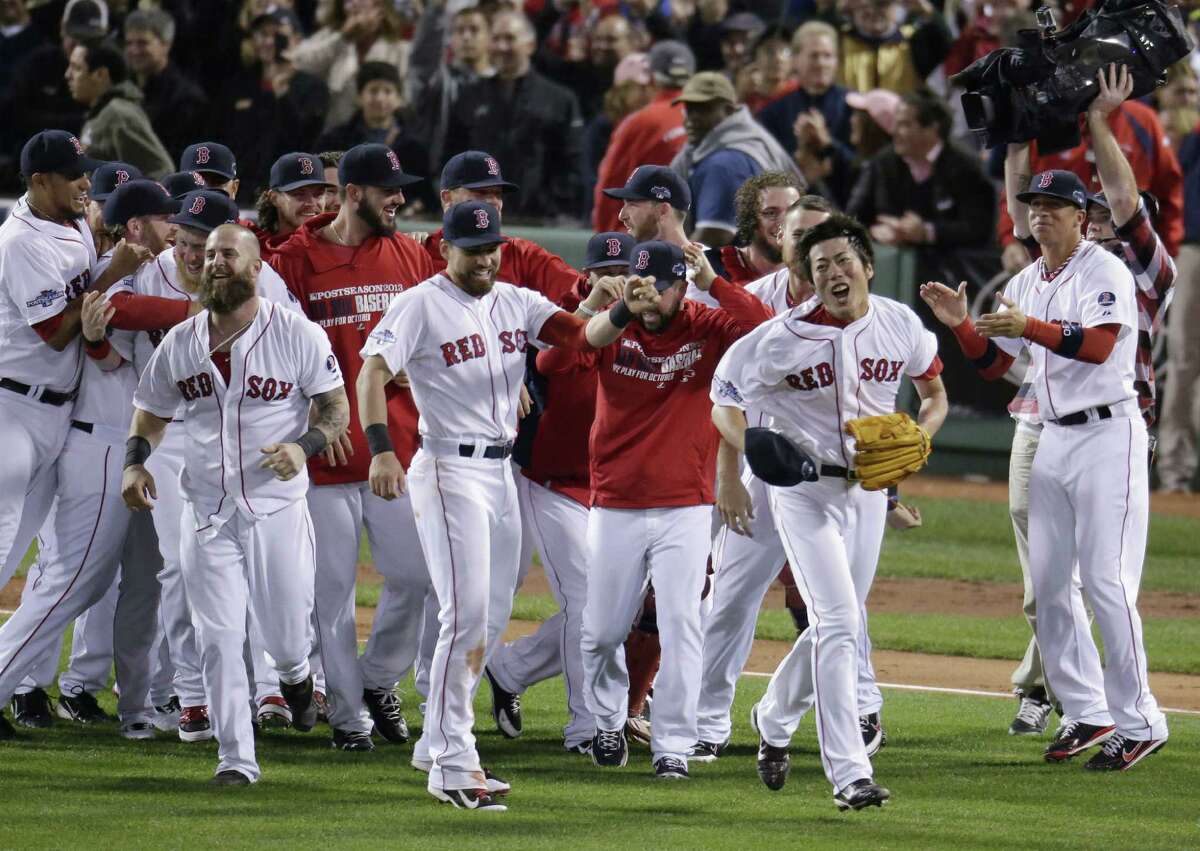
[820,464,852,479]
[0,377,76,406]
[1051,405,1112,427]
[71,420,93,433]
[459,442,513,460]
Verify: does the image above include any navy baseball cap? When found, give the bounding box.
[744,428,818,487]
[20,130,104,177]
[270,152,333,192]
[1017,170,1087,209]
[90,161,143,201]
[443,201,508,249]
[602,165,692,211]
[162,170,207,199]
[102,179,179,227]
[180,142,237,180]
[169,189,239,233]
[629,240,688,291]
[440,150,519,192]
[339,143,423,189]
[584,231,636,270]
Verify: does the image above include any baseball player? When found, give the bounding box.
[251,152,334,258]
[179,142,240,199]
[703,172,802,285]
[269,142,437,751]
[85,161,143,254]
[163,171,208,200]
[123,223,349,785]
[484,232,634,753]
[358,201,659,811]
[0,131,153,737]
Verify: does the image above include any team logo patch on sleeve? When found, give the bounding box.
[1098,291,1116,306]
[326,354,338,373]
[369,328,396,345]
[715,378,744,404]
[26,289,63,309]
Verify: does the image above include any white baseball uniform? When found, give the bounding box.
[134,297,340,780]
[991,241,1166,742]
[712,293,938,795]
[361,272,569,793]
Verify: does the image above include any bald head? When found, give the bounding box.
[208,223,261,261]
[203,224,263,305]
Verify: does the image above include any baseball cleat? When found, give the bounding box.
[686,740,727,762]
[152,696,181,732]
[860,713,887,757]
[1009,688,1053,736]
[331,729,375,751]
[178,705,214,742]
[280,675,317,732]
[834,778,890,811]
[429,787,507,812]
[653,756,690,780]
[209,770,252,787]
[483,767,511,796]
[1083,734,1166,771]
[565,741,592,755]
[0,711,16,740]
[484,668,522,739]
[256,696,292,729]
[363,687,409,743]
[11,688,54,728]
[121,721,156,740]
[756,739,790,791]
[1044,721,1116,762]
[624,714,651,746]
[591,728,629,767]
[57,691,112,724]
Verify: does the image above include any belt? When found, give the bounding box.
[420,435,514,460]
[461,442,512,460]
[819,464,852,479]
[0,377,76,407]
[71,420,93,433]
[1050,405,1112,427]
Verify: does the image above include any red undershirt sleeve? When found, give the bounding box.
[951,317,1014,381]
[108,291,191,330]
[31,313,65,343]
[1022,319,1119,364]
[709,276,773,329]
[536,310,591,350]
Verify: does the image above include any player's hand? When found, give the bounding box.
[403,231,429,245]
[1088,63,1134,121]
[107,238,155,281]
[886,501,922,530]
[122,465,157,510]
[518,383,533,419]
[683,242,716,291]
[260,443,307,480]
[581,276,624,314]
[80,291,114,342]
[392,370,411,389]
[977,293,1028,338]
[369,452,407,500]
[322,431,354,467]
[919,280,969,327]
[622,275,661,314]
[1001,242,1031,273]
[717,473,754,537]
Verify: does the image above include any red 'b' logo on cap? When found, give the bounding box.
[115,169,130,184]
[1037,172,1053,189]
[195,146,211,165]
[474,208,490,229]
[485,156,500,176]
[70,135,84,155]
[635,249,650,271]
[191,171,204,185]
[299,157,314,175]
[386,150,401,171]
[189,196,206,215]
[606,238,622,257]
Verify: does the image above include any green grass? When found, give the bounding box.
[2,674,1196,849]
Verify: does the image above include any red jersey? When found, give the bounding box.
[715,244,761,285]
[592,90,688,233]
[538,282,762,508]
[268,213,436,484]
[248,222,295,262]
[422,229,582,306]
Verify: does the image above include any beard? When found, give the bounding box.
[754,232,783,265]
[355,201,395,238]
[199,267,257,314]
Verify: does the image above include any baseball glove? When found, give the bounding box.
[844,412,931,491]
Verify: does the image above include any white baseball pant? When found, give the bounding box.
[581,504,711,763]
[698,471,882,745]
[180,498,316,781]
[1029,415,1167,741]
[408,450,522,791]
[60,574,120,697]
[756,478,886,795]
[0,393,67,587]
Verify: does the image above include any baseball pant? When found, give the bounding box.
[757,479,886,795]
[698,471,882,745]
[1029,415,1168,741]
[0,427,161,723]
[308,480,428,735]
[581,505,711,764]
[408,450,522,792]
[0,393,67,587]
[180,498,316,782]
[60,574,120,697]
[489,477,591,748]
[1158,243,1200,491]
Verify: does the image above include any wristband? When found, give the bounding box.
[365,422,394,456]
[296,427,328,459]
[85,335,107,349]
[577,303,597,318]
[125,436,152,468]
[609,300,634,328]
[84,339,112,360]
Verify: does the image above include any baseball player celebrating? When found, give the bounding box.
[251,152,334,259]
[712,213,947,811]
[922,166,1169,770]
[123,224,349,785]
[358,201,659,811]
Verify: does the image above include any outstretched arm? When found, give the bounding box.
[1086,63,1140,229]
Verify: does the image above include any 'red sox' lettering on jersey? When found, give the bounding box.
[246,375,295,400]
[176,372,215,400]
[858,358,905,383]
[785,361,835,390]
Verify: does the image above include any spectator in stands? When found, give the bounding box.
[670,71,802,246]
[584,53,655,219]
[592,40,694,232]
[704,170,803,283]
[716,12,764,80]
[252,151,335,255]
[838,0,951,95]
[738,32,796,114]
[446,10,585,223]
[219,7,330,204]
[409,3,493,179]
[0,0,44,94]
[620,0,683,47]
[683,0,730,71]
[289,0,411,132]
[848,90,995,250]
[123,8,208,161]
[67,41,173,178]
[943,0,1023,78]
[537,14,636,121]
[1155,61,1199,150]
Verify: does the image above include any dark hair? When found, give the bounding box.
[81,41,128,84]
[318,150,343,169]
[901,89,952,141]
[794,194,833,213]
[255,188,280,233]
[733,171,803,246]
[797,212,874,282]
[356,60,401,94]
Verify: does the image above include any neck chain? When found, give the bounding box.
[207,315,255,358]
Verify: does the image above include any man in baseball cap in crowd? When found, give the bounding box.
[252,152,335,258]
[103,178,178,256]
[84,161,143,254]
[162,170,207,199]
[180,142,239,198]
